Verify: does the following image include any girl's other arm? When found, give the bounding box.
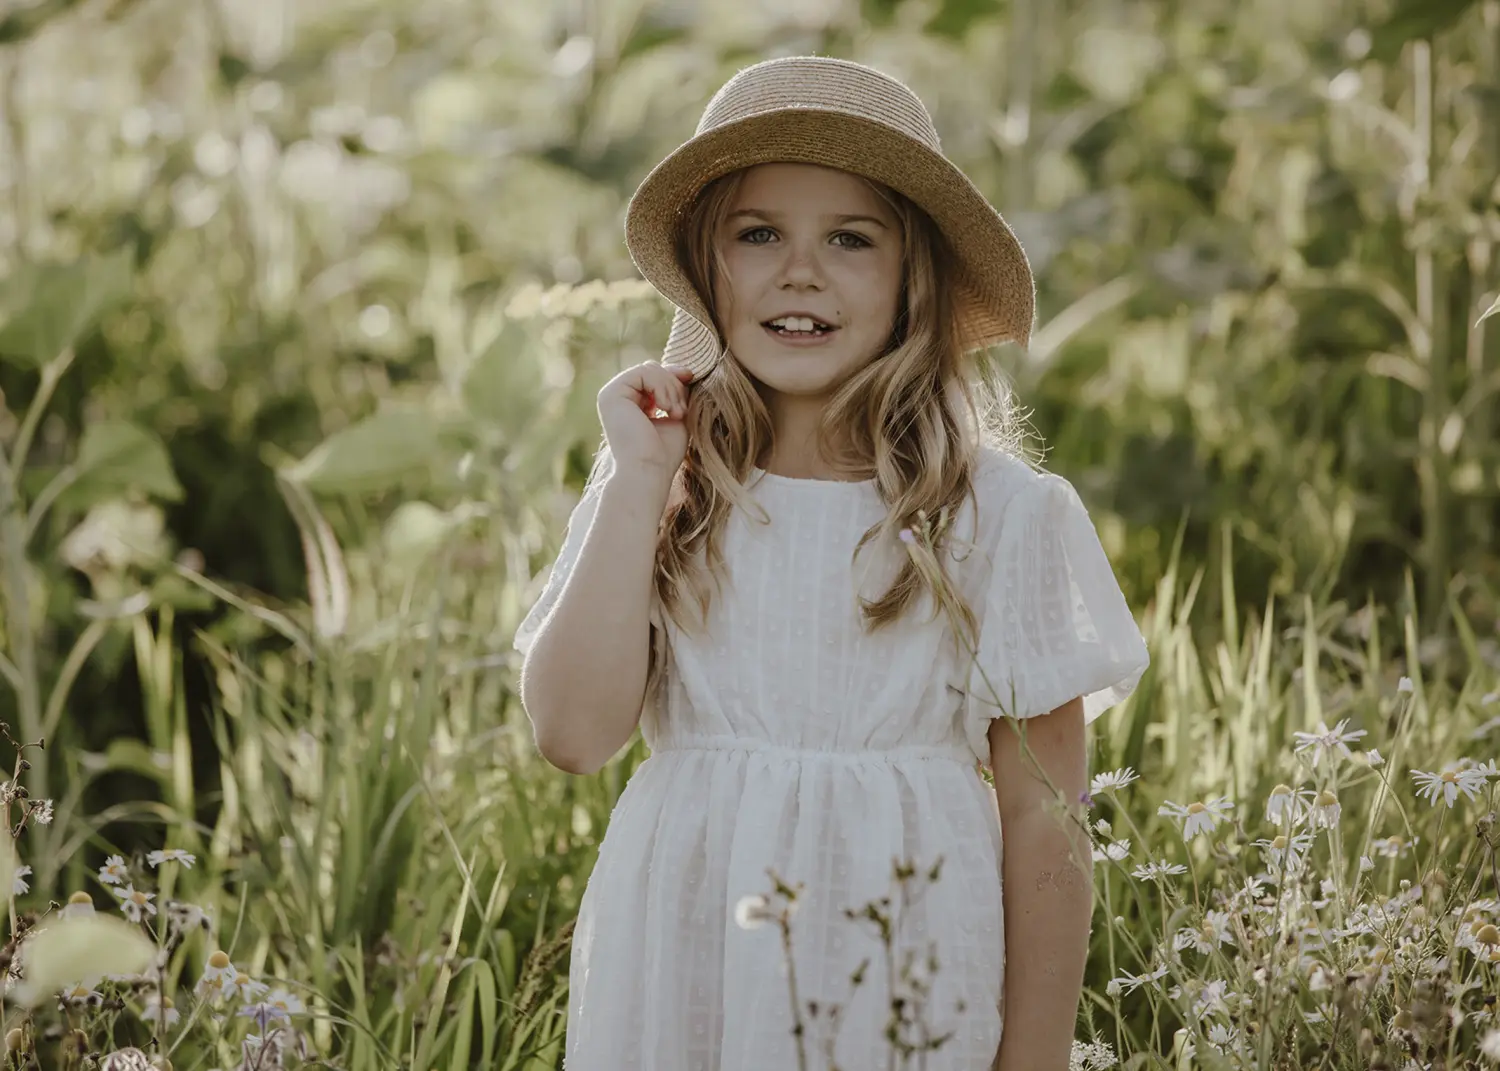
[990,696,1092,1071]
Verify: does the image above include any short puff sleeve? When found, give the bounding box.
[512,443,664,658]
[963,470,1149,763]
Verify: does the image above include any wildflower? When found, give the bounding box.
[62,892,95,919]
[163,899,211,935]
[1480,1027,1500,1062]
[1092,840,1130,863]
[111,885,157,923]
[1104,963,1170,996]
[1365,749,1385,767]
[59,982,104,1007]
[1205,1022,1240,1055]
[1264,784,1315,825]
[1192,978,1234,1018]
[11,864,30,898]
[1411,765,1490,807]
[146,849,196,869]
[140,992,180,1029]
[1069,1037,1118,1070]
[28,800,53,825]
[1292,719,1367,767]
[1311,789,1341,829]
[1397,676,1414,693]
[1371,834,1415,858]
[1359,855,1374,872]
[222,969,271,1002]
[1089,768,1139,795]
[1158,797,1235,839]
[1132,860,1188,881]
[1254,832,1314,875]
[98,855,130,885]
[1174,910,1236,955]
[195,951,237,998]
[265,987,307,1016]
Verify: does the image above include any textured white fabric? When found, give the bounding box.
[513,444,1150,1071]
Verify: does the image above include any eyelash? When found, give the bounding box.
[736,226,871,250]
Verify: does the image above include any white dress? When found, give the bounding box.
[512,443,1150,1071]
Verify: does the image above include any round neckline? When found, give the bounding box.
[750,466,876,487]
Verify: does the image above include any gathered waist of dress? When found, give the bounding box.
[649,734,976,766]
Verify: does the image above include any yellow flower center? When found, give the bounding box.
[1441,771,1459,783]
[208,951,231,969]
[1271,836,1287,850]
[1187,802,1207,815]
[1316,790,1338,808]
[67,892,91,905]
[1477,924,1500,946]
[130,890,149,905]
[1270,784,1292,797]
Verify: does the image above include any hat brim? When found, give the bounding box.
[624,108,1035,377]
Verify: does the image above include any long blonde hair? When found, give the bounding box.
[644,166,1027,693]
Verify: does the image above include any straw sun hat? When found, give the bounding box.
[623,54,1036,382]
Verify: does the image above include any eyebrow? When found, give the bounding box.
[726,209,890,231]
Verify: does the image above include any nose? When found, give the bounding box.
[776,239,825,290]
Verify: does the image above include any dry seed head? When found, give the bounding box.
[4,1027,23,1053]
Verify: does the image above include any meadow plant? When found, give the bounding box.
[0,723,312,1071]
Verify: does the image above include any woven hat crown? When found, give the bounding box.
[694,57,943,150]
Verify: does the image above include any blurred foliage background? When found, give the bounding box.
[2,0,1500,1064]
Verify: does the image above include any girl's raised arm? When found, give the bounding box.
[516,361,692,776]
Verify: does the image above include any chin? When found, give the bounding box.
[735,344,869,397]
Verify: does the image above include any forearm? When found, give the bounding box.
[521,471,667,774]
[996,807,1093,1071]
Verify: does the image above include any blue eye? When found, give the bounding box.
[735,227,872,249]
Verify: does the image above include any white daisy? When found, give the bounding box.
[1371,834,1416,858]
[1104,963,1170,996]
[1254,832,1314,874]
[59,982,104,1007]
[62,891,96,919]
[98,855,130,886]
[146,849,196,869]
[1292,719,1368,768]
[195,951,237,998]
[1173,909,1236,955]
[1089,767,1139,795]
[1311,790,1342,829]
[1397,676,1414,694]
[111,884,157,923]
[11,864,31,897]
[1365,748,1385,767]
[1092,839,1131,863]
[1133,860,1189,881]
[140,992,180,1030]
[1192,978,1234,1018]
[265,987,307,1016]
[1264,784,1316,825]
[1205,1022,1240,1055]
[1411,765,1489,807]
[1158,797,1235,839]
[1479,1027,1500,1062]
[221,970,271,1002]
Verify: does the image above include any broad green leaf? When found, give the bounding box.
[1478,291,1500,327]
[462,318,544,439]
[10,913,156,1007]
[66,421,184,506]
[0,249,134,368]
[1370,0,1480,61]
[282,406,446,495]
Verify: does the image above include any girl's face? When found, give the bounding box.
[713,163,904,403]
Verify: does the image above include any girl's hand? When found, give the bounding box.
[597,361,695,487]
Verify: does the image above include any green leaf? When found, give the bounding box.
[1370,0,1480,61]
[65,421,184,507]
[1478,291,1500,327]
[925,0,999,39]
[282,405,447,495]
[462,319,544,440]
[0,249,134,368]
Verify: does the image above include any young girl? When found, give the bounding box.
[514,55,1150,1071]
